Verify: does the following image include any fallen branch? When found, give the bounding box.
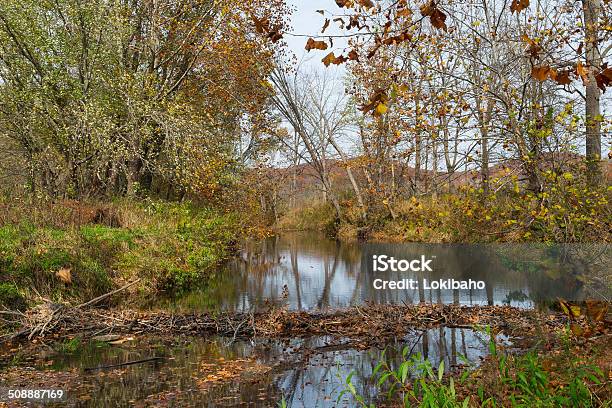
[76,279,141,309]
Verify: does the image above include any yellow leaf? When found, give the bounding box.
[375,103,388,115]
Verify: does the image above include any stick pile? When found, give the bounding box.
[2,301,568,346]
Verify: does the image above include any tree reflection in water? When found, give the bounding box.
[158,232,606,312]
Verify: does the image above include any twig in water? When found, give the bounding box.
[84,356,164,371]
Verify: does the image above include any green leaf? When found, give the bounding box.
[400,362,409,383]
[378,372,391,387]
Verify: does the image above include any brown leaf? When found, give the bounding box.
[251,15,269,34]
[358,0,375,8]
[551,69,572,85]
[56,267,72,284]
[585,300,607,322]
[595,67,612,91]
[522,34,542,58]
[420,1,447,31]
[510,0,529,13]
[348,49,360,61]
[382,30,412,46]
[305,38,329,51]
[268,29,283,43]
[367,43,382,59]
[335,0,351,7]
[360,89,389,114]
[251,15,283,43]
[397,7,413,17]
[322,18,331,33]
[332,54,348,65]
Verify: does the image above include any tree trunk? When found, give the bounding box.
[126,158,142,197]
[583,0,603,185]
[327,135,367,221]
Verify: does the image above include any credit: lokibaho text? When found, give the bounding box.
[371,255,486,290]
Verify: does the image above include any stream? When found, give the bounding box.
[5,232,609,407]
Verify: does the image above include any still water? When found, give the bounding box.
[46,327,496,407]
[30,233,610,406]
[160,232,608,312]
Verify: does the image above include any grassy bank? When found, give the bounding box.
[278,183,612,243]
[0,199,243,310]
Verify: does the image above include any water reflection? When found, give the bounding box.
[160,233,609,312]
[46,327,493,407]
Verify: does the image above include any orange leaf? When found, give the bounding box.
[305,38,328,51]
[576,61,589,83]
[322,52,336,66]
[531,65,553,81]
[551,69,572,85]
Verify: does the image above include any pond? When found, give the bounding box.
[33,327,499,407]
[158,232,606,312]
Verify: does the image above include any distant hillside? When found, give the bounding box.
[262,154,611,202]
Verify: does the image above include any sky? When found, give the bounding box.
[280,0,610,161]
[284,0,349,70]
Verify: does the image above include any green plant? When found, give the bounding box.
[338,325,606,408]
[0,282,25,310]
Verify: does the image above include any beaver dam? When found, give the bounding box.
[1,233,609,407]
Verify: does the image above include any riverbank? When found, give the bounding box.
[277,185,612,243]
[0,199,244,312]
